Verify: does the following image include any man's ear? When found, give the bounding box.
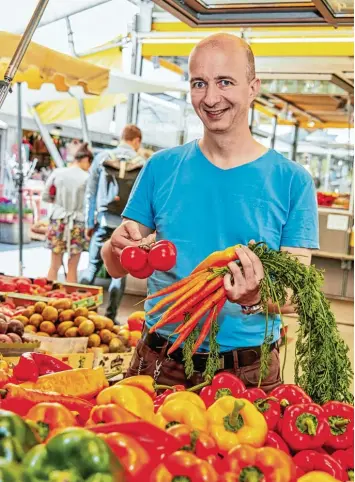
[249,77,261,102]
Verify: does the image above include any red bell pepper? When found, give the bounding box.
[199,372,245,408]
[13,352,72,382]
[242,388,281,430]
[265,430,291,455]
[270,384,312,406]
[281,403,329,451]
[166,424,217,459]
[323,401,354,450]
[89,421,181,462]
[332,447,354,482]
[154,385,185,412]
[293,450,348,481]
[149,450,219,482]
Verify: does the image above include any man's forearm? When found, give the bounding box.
[101,240,127,279]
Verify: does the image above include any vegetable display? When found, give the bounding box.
[146,242,353,404]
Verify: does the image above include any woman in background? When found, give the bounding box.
[42,143,93,283]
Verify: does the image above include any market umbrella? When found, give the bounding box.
[0,31,110,275]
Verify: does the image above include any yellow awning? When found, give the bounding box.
[0,31,109,95]
[34,93,126,124]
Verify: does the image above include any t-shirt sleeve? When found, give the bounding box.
[122,160,155,230]
[281,170,319,249]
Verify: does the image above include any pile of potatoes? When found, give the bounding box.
[13,299,130,354]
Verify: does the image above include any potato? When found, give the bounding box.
[24,325,37,333]
[0,335,12,343]
[88,315,107,331]
[49,299,72,310]
[22,306,35,318]
[41,306,58,323]
[7,320,25,336]
[34,302,47,314]
[39,321,56,336]
[99,343,109,354]
[14,315,29,326]
[58,309,75,322]
[78,320,95,337]
[57,321,74,337]
[74,316,88,327]
[74,307,89,318]
[0,321,7,335]
[88,333,101,348]
[29,314,43,328]
[109,337,124,353]
[36,332,50,337]
[65,327,79,338]
[7,333,22,343]
[99,329,114,344]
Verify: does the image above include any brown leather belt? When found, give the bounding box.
[142,328,277,372]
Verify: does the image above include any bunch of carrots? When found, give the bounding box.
[146,245,240,355]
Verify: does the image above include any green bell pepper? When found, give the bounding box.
[0,458,25,482]
[23,428,125,482]
[0,410,37,462]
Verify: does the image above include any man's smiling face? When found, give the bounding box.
[189,36,258,135]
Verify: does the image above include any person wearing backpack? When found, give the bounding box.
[81,125,145,322]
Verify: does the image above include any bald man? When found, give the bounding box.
[102,34,319,390]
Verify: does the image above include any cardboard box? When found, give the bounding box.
[24,333,88,354]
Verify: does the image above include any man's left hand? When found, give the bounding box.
[223,244,264,306]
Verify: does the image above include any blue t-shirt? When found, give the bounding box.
[122,140,319,352]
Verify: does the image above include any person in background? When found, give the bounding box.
[81,125,144,323]
[42,143,93,283]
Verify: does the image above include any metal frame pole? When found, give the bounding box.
[0,0,50,109]
[292,123,300,161]
[17,83,24,276]
[270,115,278,149]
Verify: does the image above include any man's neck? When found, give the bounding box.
[199,125,268,169]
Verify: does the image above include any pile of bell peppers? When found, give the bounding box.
[0,365,352,482]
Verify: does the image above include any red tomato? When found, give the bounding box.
[33,278,47,287]
[16,281,32,294]
[2,282,16,292]
[120,246,148,273]
[154,240,177,254]
[148,243,177,271]
[130,263,155,279]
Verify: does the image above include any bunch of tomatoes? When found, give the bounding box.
[120,240,177,279]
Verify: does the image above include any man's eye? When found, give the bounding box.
[193,81,206,89]
[219,80,232,87]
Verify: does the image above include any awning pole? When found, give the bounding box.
[0,0,50,110]
[17,83,24,276]
[270,115,278,149]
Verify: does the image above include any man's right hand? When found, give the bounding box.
[101,220,145,278]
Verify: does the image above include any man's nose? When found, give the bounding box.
[203,84,221,107]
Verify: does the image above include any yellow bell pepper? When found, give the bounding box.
[96,385,154,421]
[155,392,208,432]
[162,391,206,410]
[207,396,267,452]
[297,472,339,482]
[116,375,156,399]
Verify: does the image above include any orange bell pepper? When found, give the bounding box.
[26,402,77,442]
[86,403,138,425]
[117,375,156,399]
[191,245,241,274]
[98,432,151,481]
[207,397,267,452]
[155,392,208,432]
[297,472,340,482]
[96,385,154,421]
[224,445,296,482]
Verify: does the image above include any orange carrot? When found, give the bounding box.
[192,297,226,354]
[146,271,208,316]
[170,277,225,335]
[146,270,208,300]
[167,286,226,355]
